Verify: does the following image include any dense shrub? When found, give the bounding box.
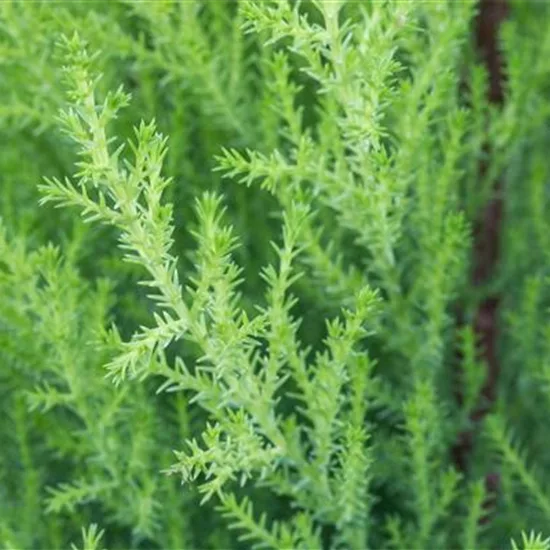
[1,1,550,549]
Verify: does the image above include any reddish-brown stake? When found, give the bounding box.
[452,0,509,525]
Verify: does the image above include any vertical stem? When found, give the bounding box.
[452,0,509,524]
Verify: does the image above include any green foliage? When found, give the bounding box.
[71,525,106,550]
[1,1,550,549]
[511,532,550,550]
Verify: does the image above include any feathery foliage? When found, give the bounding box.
[1,1,550,548]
